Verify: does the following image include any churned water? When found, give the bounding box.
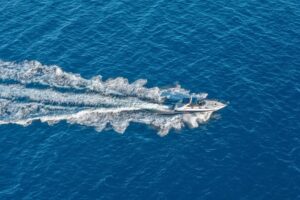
[0,0,300,199]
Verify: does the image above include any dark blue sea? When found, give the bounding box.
[0,0,300,199]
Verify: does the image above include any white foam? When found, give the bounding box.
[0,60,215,135]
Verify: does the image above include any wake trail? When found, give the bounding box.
[0,60,214,136]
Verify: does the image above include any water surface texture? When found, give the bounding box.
[0,0,300,199]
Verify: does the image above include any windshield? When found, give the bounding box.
[181,97,203,105]
[198,101,205,106]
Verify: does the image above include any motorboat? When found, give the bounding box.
[174,96,226,112]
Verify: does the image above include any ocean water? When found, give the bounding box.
[0,0,300,199]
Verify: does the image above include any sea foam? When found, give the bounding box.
[0,60,213,136]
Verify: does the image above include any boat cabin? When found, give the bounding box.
[180,97,206,107]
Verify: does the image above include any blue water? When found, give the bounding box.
[1,0,300,199]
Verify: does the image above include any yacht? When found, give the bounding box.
[174,96,226,112]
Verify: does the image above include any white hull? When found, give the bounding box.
[174,108,218,112]
[174,100,226,113]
